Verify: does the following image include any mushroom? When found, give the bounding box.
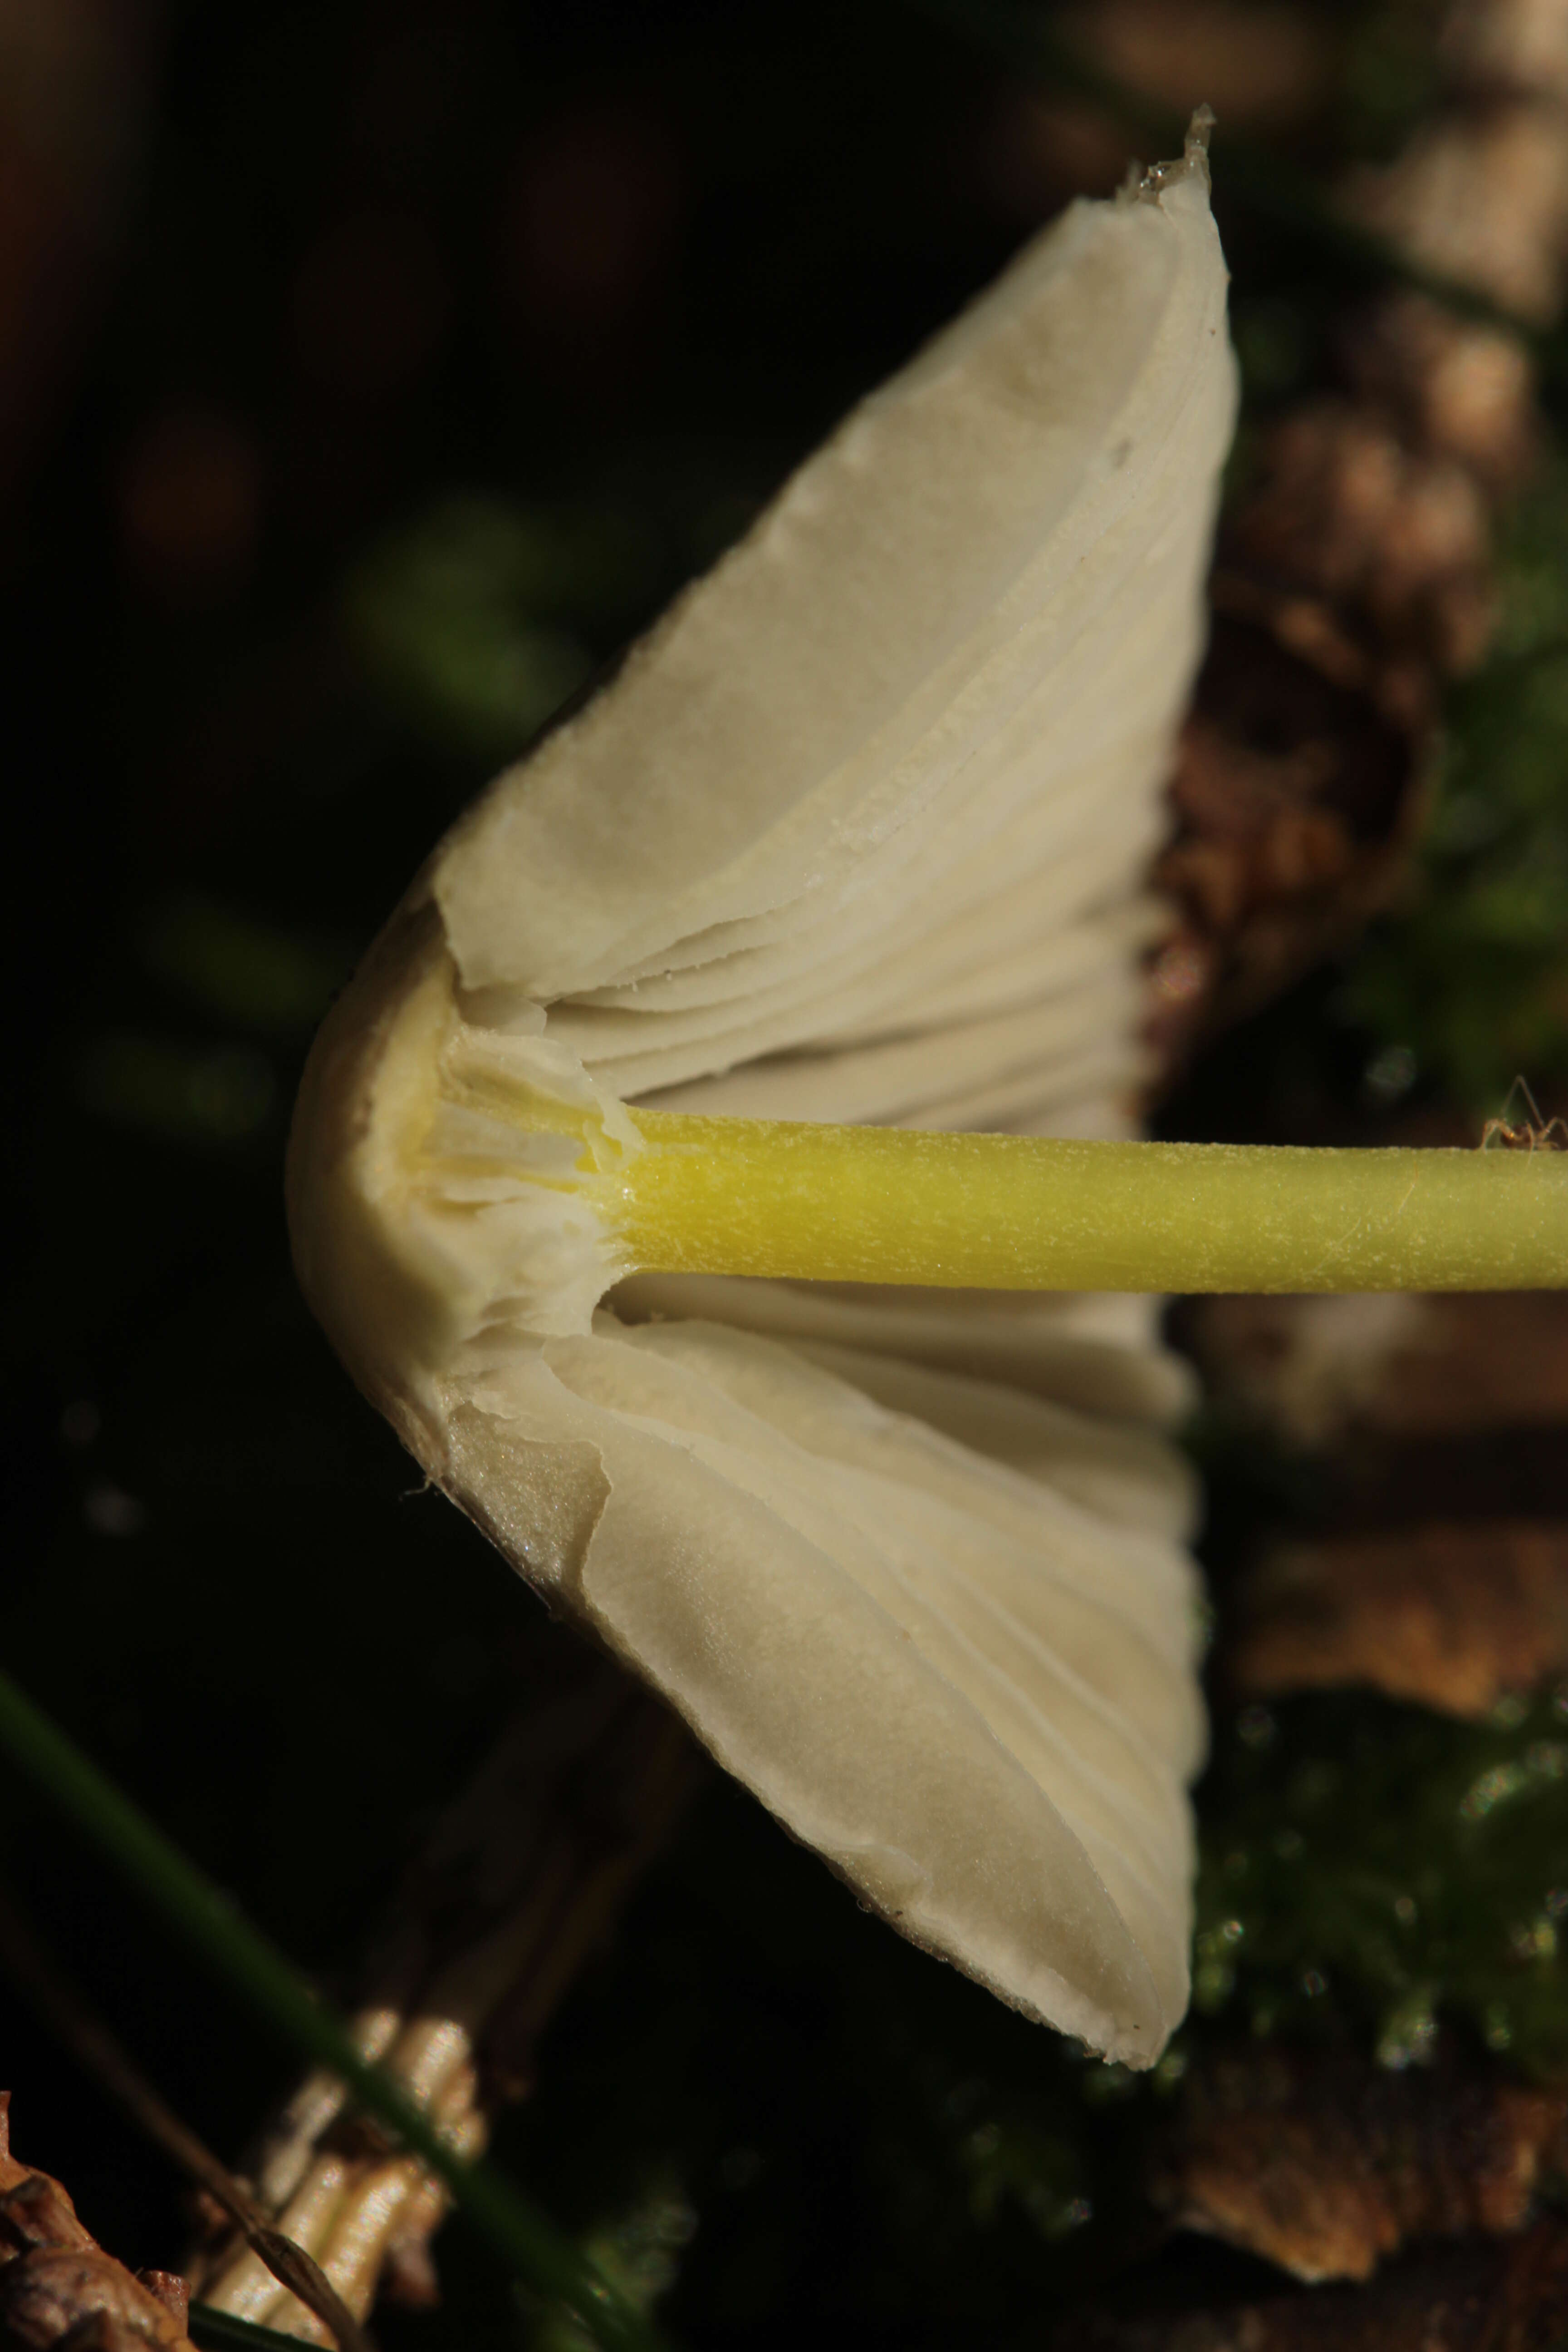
[287,126,1235,2068]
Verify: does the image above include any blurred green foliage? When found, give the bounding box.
[347,499,638,754]
[1348,466,1568,1113]
[534,2175,696,2352]
[75,1034,278,1146]
[135,897,352,1033]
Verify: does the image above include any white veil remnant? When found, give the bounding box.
[289,125,1238,2069]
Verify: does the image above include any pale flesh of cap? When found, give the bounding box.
[288,148,1237,2067]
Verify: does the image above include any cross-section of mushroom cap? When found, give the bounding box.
[288,144,1236,2068]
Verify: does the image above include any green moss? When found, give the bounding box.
[1191,1687,1568,2079]
[533,2173,697,2352]
[505,1679,1568,2337]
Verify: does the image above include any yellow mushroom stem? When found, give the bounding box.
[613,1114,1568,1293]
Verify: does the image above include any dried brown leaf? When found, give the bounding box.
[1067,2215,1568,2352]
[1152,2049,1568,2282]
[0,2097,193,2352]
[1229,1522,1568,1716]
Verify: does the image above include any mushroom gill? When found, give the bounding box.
[287,134,1236,2067]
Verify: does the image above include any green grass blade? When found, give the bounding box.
[0,1668,674,2352]
[189,2307,333,2351]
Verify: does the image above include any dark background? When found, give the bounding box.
[6,5,1567,2347]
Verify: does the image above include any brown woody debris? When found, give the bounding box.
[0,1892,372,2352]
[1153,2048,1568,2282]
[1190,1278,1568,1718]
[1066,2215,1568,2352]
[1150,602,1419,1049]
[1345,296,1538,493]
[0,2095,194,2351]
[1150,385,1497,1061]
[1230,414,1495,682]
[1350,113,1568,330]
[1148,0,1568,1074]
[1178,1291,1425,1454]
[1184,1289,1568,1455]
[1229,1521,1568,1717]
[188,1656,700,2339]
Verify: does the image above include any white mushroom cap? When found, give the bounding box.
[288,147,1236,2067]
